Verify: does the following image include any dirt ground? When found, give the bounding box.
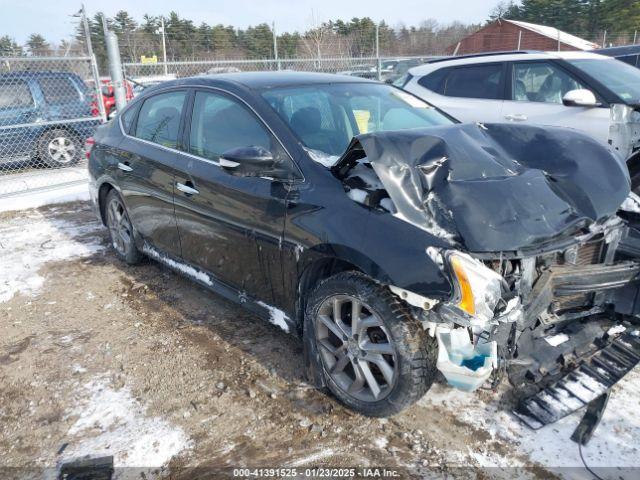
[1,202,638,480]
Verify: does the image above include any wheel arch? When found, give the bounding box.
[97,181,116,225]
[295,244,395,333]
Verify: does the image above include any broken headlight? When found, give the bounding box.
[447,251,504,326]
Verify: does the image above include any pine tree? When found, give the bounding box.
[26,33,50,56]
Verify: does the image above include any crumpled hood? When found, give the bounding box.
[343,123,630,252]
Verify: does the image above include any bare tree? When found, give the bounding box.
[301,10,330,60]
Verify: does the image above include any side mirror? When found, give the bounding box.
[219,146,275,177]
[101,85,114,97]
[562,89,599,107]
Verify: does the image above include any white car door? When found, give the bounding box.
[409,63,506,123]
[502,61,610,144]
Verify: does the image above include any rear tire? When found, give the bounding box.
[305,271,437,417]
[37,129,81,168]
[104,189,143,265]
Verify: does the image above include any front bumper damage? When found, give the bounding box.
[416,219,640,430]
[335,122,640,429]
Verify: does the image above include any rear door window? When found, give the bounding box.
[443,64,503,99]
[134,90,186,149]
[417,68,448,94]
[0,80,33,108]
[120,104,139,134]
[38,77,80,104]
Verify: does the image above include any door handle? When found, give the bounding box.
[117,162,133,172]
[176,182,199,195]
[504,114,528,121]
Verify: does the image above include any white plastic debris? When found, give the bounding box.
[435,326,496,392]
[620,192,640,213]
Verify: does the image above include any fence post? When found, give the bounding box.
[81,4,106,122]
[634,30,637,45]
[375,23,381,81]
[603,30,607,47]
[103,17,127,112]
[272,22,281,71]
[160,17,168,76]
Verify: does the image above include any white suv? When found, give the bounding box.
[400,51,640,149]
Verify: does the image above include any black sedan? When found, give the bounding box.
[89,72,640,418]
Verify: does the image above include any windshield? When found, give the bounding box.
[261,83,453,162]
[566,58,640,104]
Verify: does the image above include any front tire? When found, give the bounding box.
[105,190,143,265]
[37,129,81,168]
[305,271,437,416]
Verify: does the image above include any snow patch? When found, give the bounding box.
[257,301,290,333]
[304,147,340,168]
[608,324,626,336]
[418,365,640,469]
[346,188,368,203]
[373,437,388,449]
[143,243,213,287]
[0,183,89,214]
[62,378,191,469]
[286,448,336,467]
[0,208,104,303]
[544,333,570,347]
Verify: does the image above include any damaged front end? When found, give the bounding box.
[333,123,640,419]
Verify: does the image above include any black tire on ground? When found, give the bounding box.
[37,128,82,168]
[305,271,437,417]
[104,189,144,265]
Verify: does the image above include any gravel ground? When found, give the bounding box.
[1,201,638,480]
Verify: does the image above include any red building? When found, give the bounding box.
[447,19,599,55]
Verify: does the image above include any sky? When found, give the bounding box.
[0,0,498,45]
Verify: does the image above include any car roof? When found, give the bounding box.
[593,45,640,56]
[170,71,377,90]
[408,50,612,75]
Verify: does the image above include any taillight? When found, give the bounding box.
[85,137,95,159]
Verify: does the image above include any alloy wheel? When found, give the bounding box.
[315,295,398,402]
[47,136,76,164]
[106,197,133,256]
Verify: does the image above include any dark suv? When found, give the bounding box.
[0,71,99,167]
[89,72,640,419]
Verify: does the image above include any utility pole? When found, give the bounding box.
[272,22,280,71]
[103,14,127,112]
[634,30,638,45]
[160,17,168,76]
[603,30,607,48]
[80,4,106,122]
[375,23,381,81]
[517,30,522,50]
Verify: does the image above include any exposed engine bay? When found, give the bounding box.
[331,122,640,426]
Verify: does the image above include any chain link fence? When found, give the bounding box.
[123,55,440,88]
[0,56,104,198]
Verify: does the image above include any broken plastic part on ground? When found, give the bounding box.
[435,326,497,392]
